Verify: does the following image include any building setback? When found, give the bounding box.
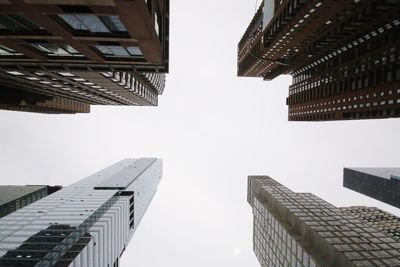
[0,0,169,114]
[0,158,162,267]
[0,185,61,218]
[343,167,400,209]
[248,176,400,267]
[238,0,400,121]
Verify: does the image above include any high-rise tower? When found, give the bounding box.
[238,0,400,121]
[343,167,400,209]
[0,0,169,114]
[0,158,162,267]
[248,176,400,267]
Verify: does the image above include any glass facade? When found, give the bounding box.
[343,168,400,209]
[0,158,162,267]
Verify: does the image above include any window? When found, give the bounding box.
[29,43,83,57]
[0,45,23,56]
[0,14,44,33]
[58,14,127,33]
[57,72,75,77]
[6,71,24,76]
[154,12,160,36]
[95,45,143,59]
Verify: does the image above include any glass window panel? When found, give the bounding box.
[95,45,143,58]
[59,14,108,33]
[101,15,127,32]
[109,46,129,57]
[59,14,127,33]
[30,44,83,57]
[126,46,143,56]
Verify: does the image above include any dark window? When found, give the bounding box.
[59,5,92,13]
[58,14,127,34]
[0,14,45,34]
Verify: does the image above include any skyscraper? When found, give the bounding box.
[343,167,400,209]
[248,176,400,267]
[0,0,169,114]
[0,185,61,218]
[0,158,162,266]
[238,0,400,121]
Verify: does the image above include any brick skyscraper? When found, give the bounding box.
[0,0,169,114]
[238,0,400,121]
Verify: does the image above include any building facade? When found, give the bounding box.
[248,176,400,267]
[0,0,169,114]
[0,185,61,218]
[0,158,162,267]
[238,0,400,121]
[340,206,400,242]
[343,167,400,209]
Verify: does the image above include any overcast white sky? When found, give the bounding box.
[0,0,399,266]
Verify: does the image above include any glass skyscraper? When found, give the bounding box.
[343,167,400,209]
[248,176,400,267]
[0,158,162,267]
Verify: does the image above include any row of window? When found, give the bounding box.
[289,89,400,117]
[289,52,400,103]
[262,0,324,62]
[306,1,392,57]
[102,72,158,105]
[5,70,119,105]
[0,13,127,35]
[289,68,400,103]
[290,98,400,113]
[4,70,146,105]
[0,189,47,218]
[292,48,399,89]
[0,9,161,37]
[0,42,143,60]
[292,19,400,83]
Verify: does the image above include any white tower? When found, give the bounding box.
[0,158,162,267]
